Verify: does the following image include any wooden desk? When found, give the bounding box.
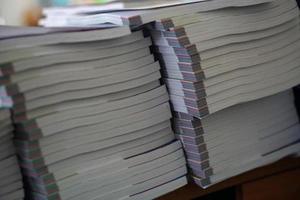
[158,157,300,200]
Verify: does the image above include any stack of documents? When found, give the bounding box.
[39,0,300,189]
[40,0,272,27]
[151,0,300,117]
[0,109,24,200]
[148,0,300,187]
[0,26,187,199]
[173,90,300,187]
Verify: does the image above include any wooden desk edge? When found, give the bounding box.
[157,156,300,200]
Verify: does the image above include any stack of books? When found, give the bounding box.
[151,0,300,117]
[148,0,300,187]
[1,0,299,195]
[40,0,272,27]
[173,90,300,187]
[46,0,230,8]
[0,26,187,199]
[39,0,300,189]
[0,108,24,200]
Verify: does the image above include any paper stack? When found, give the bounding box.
[173,90,300,187]
[0,108,24,200]
[39,0,300,188]
[40,0,272,27]
[148,0,300,187]
[151,0,300,117]
[0,26,187,199]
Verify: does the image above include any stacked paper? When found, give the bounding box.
[173,90,300,187]
[45,0,212,11]
[40,0,272,27]
[148,0,300,187]
[0,109,24,200]
[150,0,300,117]
[4,0,299,193]
[0,26,187,199]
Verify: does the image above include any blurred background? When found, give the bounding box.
[0,0,41,26]
[0,0,116,26]
[0,0,90,25]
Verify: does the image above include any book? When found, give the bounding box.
[0,25,130,51]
